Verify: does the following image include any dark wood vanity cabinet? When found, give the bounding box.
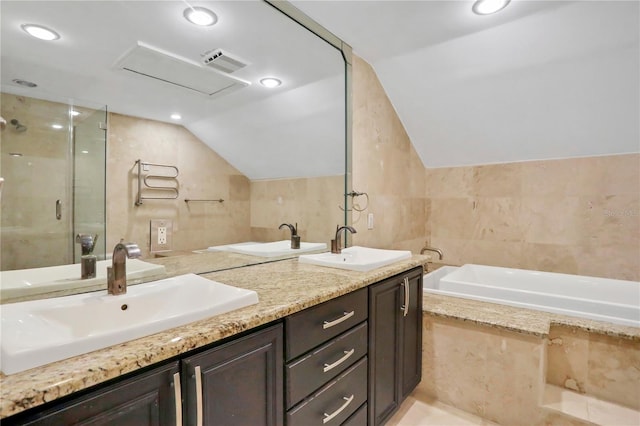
[6,266,424,426]
[368,267,423,426]
[285,288,368,426]
[12,361,180,426]
[182,323,283,426]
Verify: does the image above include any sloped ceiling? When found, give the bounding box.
[293,0,640,168]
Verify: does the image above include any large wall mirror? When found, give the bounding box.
[0,1,349,295]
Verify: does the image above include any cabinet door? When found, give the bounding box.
[401,272,423,399]
[368,277,402,426]
[182,324,283,426]
[13,362,180,426]
[369,267,423,426]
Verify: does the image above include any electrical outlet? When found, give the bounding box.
[150,219,172,253]
[158,227,167,244]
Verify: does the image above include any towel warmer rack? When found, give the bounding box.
[134,159,179,206]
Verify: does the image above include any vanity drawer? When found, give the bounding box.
[286,288,367,360]
[342,402,367,426]
[287,357,367,426]
[286,322,368,408]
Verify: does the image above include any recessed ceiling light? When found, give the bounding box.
[183,7,218,26]
[70,110,80,117]
[472,0,511,15]
[260,78,282,88]
[51,124,64,129]
[10,153,23,157]
[81,150,89,154]
[21,24,60,41]
[12,79,37,88]
[170,113,182,120]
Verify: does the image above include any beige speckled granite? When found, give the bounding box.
[423,263,640,342]
[0,255,426,419]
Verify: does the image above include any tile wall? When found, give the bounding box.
[106,112,251,257]
[352,54,639,280]
[351,55,428,253]
[249,175,345,244]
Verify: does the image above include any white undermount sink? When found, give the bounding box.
[225,240,327,258]
[0,274,259,375]
[298,246,412,272]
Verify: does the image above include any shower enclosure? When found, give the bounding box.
[0,93,106,271]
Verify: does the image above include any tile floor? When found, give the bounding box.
[387,393,499,426]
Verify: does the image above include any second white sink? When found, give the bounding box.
[298,246,412,272]
[1,274,259,374]
[225,240,327,258]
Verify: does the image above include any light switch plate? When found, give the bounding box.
[150,219,172,253]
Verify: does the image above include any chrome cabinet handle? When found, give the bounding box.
[55,199,62,220]
[323,395,354,424]
[323,349,355,373]
[401,277,410,317]
[195,366,203,426]
[173,372,182,426]
[323,311,354,329]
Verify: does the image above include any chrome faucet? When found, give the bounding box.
[279,222,300,249]
[331,225,357,254]
[420,245,443,260]
[107,240,141,295]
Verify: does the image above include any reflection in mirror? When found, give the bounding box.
[0,1,349,301]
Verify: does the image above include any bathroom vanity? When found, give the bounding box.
[0,257,425,425]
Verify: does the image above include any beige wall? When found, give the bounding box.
[427,155,640,280]
[351,55,427,253]
[250,175,344,244]
[351,54,639,280]
[106,113,251,257]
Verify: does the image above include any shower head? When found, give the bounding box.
[9,119,27,132]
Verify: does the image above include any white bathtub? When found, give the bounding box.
[424,264,640,328]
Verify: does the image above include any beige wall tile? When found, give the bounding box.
[419,316,547,426]
[586,333,640,410]
[546,326,590,393]
[106,113,251,256]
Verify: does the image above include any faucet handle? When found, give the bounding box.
[123,242,142,258]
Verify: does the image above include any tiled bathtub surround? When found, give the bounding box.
[426,154,640,281]
[352,54,638,280]
[547,325,640,410]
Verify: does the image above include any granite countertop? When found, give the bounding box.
[0,255,427,419]
[423,263,640,342]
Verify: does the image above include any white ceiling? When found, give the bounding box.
[3,1,638,173]
[293,0,640,168]
[1,1,345,180]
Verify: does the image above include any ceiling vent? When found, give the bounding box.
[202,49,248,73]
[115,42,250,97]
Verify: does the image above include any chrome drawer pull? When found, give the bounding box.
[195,366,203,426]
[323,395,354,424]
[323,311,355,329]
[323,349,355,373]
[401,277,410,317]
[173,372,182,426]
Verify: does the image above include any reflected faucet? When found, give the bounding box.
[107,240,141,295]
[420,245,443,260]
[331,225,357,254]
[279,222,300,249]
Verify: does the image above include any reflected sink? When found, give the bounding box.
[0,274,259,374]
[225,240,328,258]
[0,259,166,302]
[298,246,412,272]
